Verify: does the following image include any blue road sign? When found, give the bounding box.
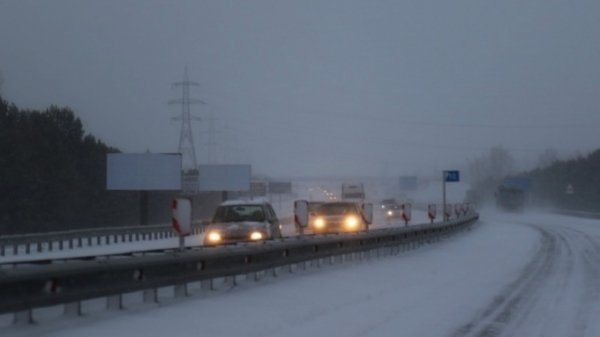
[444,170,460,182]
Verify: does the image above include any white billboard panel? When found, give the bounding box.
[268,182,292,194]
[198,164,251,191]
[107,153,182,190]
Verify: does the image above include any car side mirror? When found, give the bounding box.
[361,203,373,224]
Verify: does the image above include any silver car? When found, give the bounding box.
[204,201,283,246]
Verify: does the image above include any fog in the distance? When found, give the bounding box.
[1,0,598,177]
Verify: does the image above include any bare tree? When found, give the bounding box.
[467,146,515,183]
[537,148,558,169]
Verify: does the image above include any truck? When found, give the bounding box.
[341,183,365,201]
[495,177,531,211]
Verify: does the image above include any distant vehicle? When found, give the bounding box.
[495,186,526,211]
[204,200,282,245]
[495,177,531,211]
[341,183,365,201]
[380,198,398,209]
[384,203,404,219]
[308,201,369,233]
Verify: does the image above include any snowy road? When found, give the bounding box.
[451,212,600,337]
[3,211,600,337]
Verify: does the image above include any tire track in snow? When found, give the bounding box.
[449,220,600,337]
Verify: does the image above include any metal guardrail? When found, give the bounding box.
[0,214,478,323]
[0,221,208,257]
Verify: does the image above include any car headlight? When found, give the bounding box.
[387,210,393,216]
[207,231,221,242]
[345,216,359,229]
[314,217,326,229]
[250,231,263,240]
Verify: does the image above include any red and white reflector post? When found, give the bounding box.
[401,203,412,226]
[445,203,452,221]
[454,203,462,219]
[294,200,309,235]
[172,198,192,250]
[428,204,436,224]
[361,202,373,230]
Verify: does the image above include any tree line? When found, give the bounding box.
[467,146,600,212]
[525,150,600,212]
[0,96,146,234]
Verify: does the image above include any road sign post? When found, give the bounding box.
[442,170,460,221]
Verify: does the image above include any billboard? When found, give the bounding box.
[198,164,251,191]
[106,153,182,190]
[251,181,267,197]
[268,182,292,194]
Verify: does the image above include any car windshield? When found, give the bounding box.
[315,203,357,215]
[212,205,265,222]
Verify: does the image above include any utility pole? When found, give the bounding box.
[169,66,205,194]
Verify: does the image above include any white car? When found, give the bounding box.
[204,201,283,246]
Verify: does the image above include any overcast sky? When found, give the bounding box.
[1,0,599,178]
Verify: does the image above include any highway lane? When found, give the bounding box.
[8,212,597,337]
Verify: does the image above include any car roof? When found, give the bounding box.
[318,201,359,207]
[219,199,270,206]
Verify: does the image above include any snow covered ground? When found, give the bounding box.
[3,209,599,337]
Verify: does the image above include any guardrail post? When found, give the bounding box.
[37,242,42,253]
[223,275,238,286]
[78,237,83,247]
[201,279,214,290]
[174,283,188,297]
[107,295,123,310]
[13,243,19,255]
[246,271,258,281]
[0,243,4,256]
[13,310,33,325]
[59,240,64,251]
[64,302,82,317]
[25,242,31,254]
[143,289,158,303]
[68,239,74,249]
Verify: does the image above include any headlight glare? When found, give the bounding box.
[250,231,263,240]
[207,231,221,242]
[345,216,359,229]
[314,217,326,229]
